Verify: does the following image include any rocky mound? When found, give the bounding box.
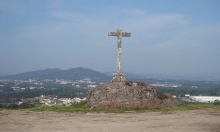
[87,81,179,109]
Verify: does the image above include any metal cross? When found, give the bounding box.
[108,28,131,74]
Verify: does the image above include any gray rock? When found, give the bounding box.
[111,73,127,82]
[87,81,179,109]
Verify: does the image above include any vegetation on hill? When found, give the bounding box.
[1,101,219,113]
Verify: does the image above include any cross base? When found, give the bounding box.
[111,73,127,82]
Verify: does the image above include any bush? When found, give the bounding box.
[0,104,19,109]
[72,101,87,109]
[214,100,220,105]
[157,91,168,100]
[19,103,35,109]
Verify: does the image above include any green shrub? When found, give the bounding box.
[19,103,35,109]
[72,101,87,109]
[158,91,168,100]
[214,100,220,105]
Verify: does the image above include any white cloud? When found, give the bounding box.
[128,23,220,75]
[50,11,79,20]
[24,22,77,41]
[48,10,189,47]
[17,8,220,75]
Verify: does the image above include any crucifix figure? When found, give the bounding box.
[108,28,131,82]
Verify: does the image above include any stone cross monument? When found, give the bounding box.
[108,28,131,82]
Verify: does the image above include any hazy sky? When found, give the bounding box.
[0,0,220,78]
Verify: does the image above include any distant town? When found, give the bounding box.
[0,78,185,91]
[0,67,220,107]
[0,78,100,91]
[0,78,98,107]
[0,77,185,107]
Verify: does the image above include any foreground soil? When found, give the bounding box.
[1,109,220,132]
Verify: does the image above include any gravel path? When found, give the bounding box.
[1,109,220,132]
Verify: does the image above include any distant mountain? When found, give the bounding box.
[0,67,111,82]
[1,67,218,83]
[104,72,171,83]
[0,68,172,83]
[0,73,8,77]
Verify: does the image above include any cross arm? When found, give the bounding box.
[122,32,131,37]
[108,32,118,36]
[108,32,131,37]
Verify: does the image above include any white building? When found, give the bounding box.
[189,96,220,103]
[72,97,86,103]
[87,85,97,88]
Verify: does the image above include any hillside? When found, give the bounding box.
[0,67,111,82]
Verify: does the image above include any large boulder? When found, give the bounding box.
[87,81,179,109]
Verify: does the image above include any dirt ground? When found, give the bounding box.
[1,109,220,132]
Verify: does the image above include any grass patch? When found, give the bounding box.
[30,101,89,113]
[0,109,2,116]
[23,101,220,114]
[0,109,10,116]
